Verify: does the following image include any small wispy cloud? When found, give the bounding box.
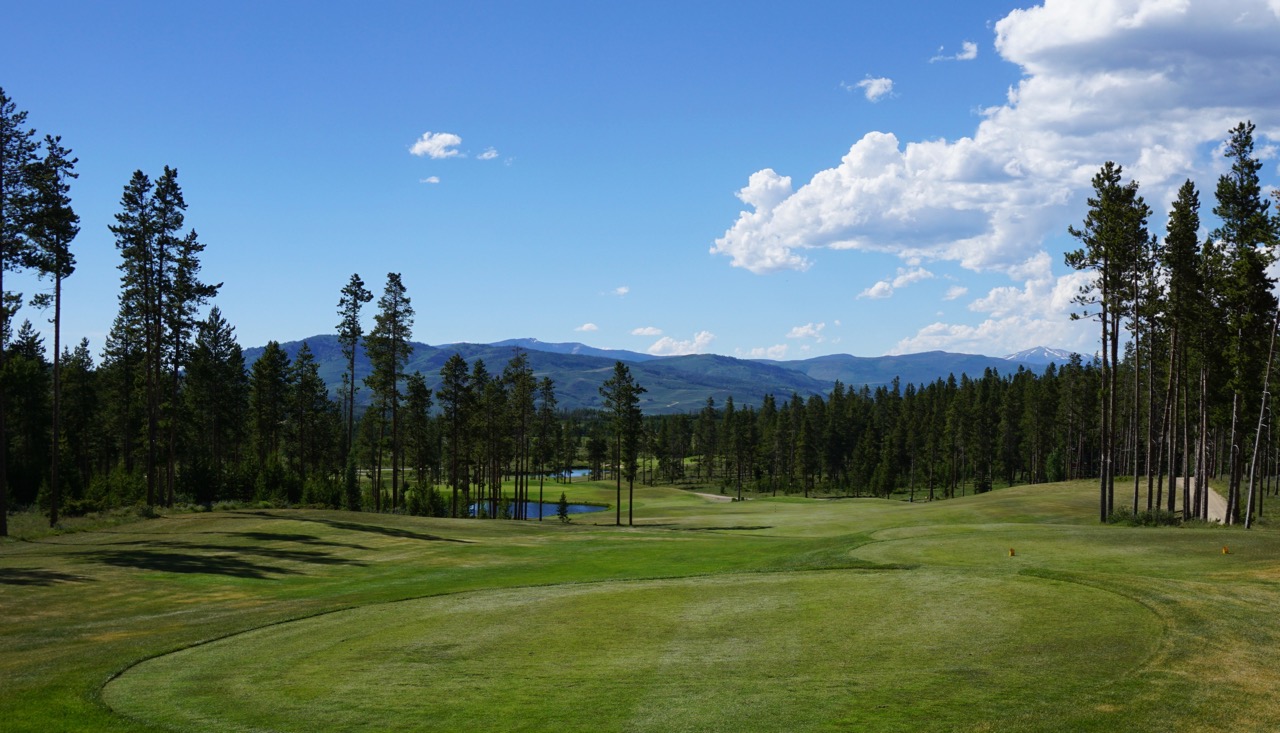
[613,286,630,297]
[843,76,894,102]
[631,326,662,336]
[409,131,463,159]
[944,285,969,301]
[419,176,441,184]
[575,323,599,332]
[931,41,979,63]
[478,147,499,160]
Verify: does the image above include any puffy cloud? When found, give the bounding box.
[613,286,630,296]
[858,281,894,300]
[851,76,894,102]
[716,0,1280,278]
[944,285,969,300]
[738,344,790,359]
[931,40,979,62]
[631,326,662,336]
[715,0,1280,353]
[893,267,1094,355]
[478,147,499,160]
[575,323,599,332]
[893,267,935,288]
[409,131,463,159]
[419,176,441,184]
[648,330,716,356]
[786,322,826,340]
[856,267,934,299]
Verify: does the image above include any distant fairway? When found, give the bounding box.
[6,480,1280,731]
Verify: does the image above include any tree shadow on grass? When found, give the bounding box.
[228,531,372,551]
[85,540,369,579]
[0,568,92,586]
[232,512,473,543]
[91,549,307,580]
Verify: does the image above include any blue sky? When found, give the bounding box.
[4,0,1278,361]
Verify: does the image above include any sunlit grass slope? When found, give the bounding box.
[3,479,1280,731]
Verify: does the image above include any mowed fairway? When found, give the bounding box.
[4,480,1280,731]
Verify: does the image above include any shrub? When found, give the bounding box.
[1106,507,1182,527]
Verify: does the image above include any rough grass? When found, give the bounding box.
[3,479,1280,731]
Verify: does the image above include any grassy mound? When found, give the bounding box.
[104,570,1155,732]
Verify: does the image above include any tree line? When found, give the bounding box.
[3,85,1279,532]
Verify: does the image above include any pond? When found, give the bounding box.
[469,501,608,519]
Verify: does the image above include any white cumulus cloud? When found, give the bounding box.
[931,41,979,62]
[575,323,599,332]
[850,76,894,102]
[631,326,662,336]
[786,322,826,340]
[419,176,441,184]
[613,286,630,297]
[944,285,969,301]
[856,267,935,300]
[478,147,499,160]
[409,131,463,159]
[738,344,790,359]
[858,281,895,300]
[716,0,1280,354]
[648,330,716,356]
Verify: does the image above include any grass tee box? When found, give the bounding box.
[4,480,1280,731]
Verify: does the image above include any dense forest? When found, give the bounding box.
[3,87,1279,535]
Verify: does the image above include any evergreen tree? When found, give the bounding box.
[535,376,558,519]
[1066,161,1149,521]
[437,352,471,517]
[364,273,413,511]
[1212,122,1279,524]
[599,361,645,525]
[0,87,40,536]
[336,273,372,457]
[23,136,77,526]
[185,307,248,504]
[249,341,291,500]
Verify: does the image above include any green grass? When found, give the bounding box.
[4,479,1280,731]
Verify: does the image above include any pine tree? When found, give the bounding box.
[1213,122,1279,524]
[535,377,558,520]
[185,307,248,504]
[336,273,372,458]
[249,341,291,500]
[599,361,645,525]
[23,136,77,525]
[364,273,413,511]
[503,350,536,519]
[0,87,39,536]
[438,353,471,517]
[1066,162,1149,521]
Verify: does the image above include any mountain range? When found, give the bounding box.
[243,336,1080,415]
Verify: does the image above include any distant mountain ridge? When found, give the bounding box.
[244,336,1068,414]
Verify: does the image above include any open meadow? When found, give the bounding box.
[3,480,1280,732]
